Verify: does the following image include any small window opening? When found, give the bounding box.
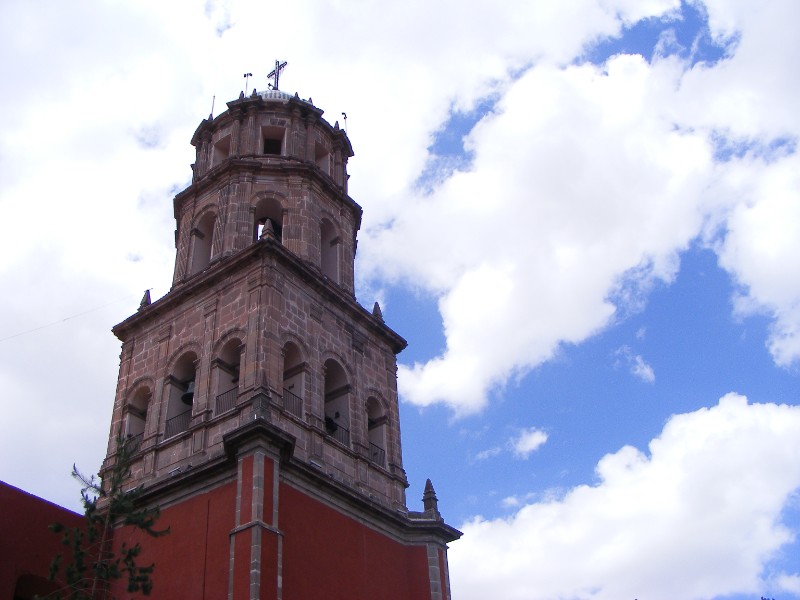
[213,135,231,166]
[314,142,330,175]
[262,126,285,156]
[264,138,282,155]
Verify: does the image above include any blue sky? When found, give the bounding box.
[1,1,800,599]
[399,245,799,509]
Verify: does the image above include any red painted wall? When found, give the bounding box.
[0,481,84,599]
[105,477,435,600]
[280,483,431,600]
[110,479,237,600]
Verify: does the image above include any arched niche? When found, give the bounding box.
[190,211,217,275]
[253,196,284,243]
[320,218,340,283]
[282,341,306,418]
[366,396,388,467]
[323,358,350,446]
[164,352,197,438]
[213,338,242,415]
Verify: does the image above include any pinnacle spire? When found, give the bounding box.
[423,478,440,517]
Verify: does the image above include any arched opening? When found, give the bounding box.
[165,352,197,438]
[253,197,283,243]
[323,358,350,447]
[125,387,151,451]
[14,574,59,599]
[190,212,216,275]
[366,397,387,467]
[214,339,241,415]
[320,218,340,283]
[282,341,305,418]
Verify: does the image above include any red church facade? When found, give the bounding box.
[112,425,453,599]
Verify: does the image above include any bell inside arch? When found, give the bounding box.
[181,380,195,405]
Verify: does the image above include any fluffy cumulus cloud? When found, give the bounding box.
[372,53,710,412]
[449,394,800,600]
[351,0,800,414]
[0,0,700,504]
[715,154,800,366]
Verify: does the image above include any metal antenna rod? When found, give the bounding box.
[342,112,348,133]
[244,72,252,95]
[209,95,216,120]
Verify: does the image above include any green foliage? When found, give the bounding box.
[39,436,169,600]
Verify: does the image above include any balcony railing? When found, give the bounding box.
[324,417,350,447]
[368,443,386,467]
[164,410,191,438]
[283,388,303,418]
[215,387,238,415]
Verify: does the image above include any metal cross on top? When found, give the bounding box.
[267,60,288,91]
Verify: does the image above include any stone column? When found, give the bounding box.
[229,439,284,600]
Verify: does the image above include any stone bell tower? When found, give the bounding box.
[101,79,460,600]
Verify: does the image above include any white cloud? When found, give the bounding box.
[449,394,800,600]
[509,428,549,459]
[778,573,800,594]
[715,154,800,367]
[632,355,656,383]
[472,428,548,463]
[474,447,503,462]
[500,496,521,508]
[356,1,800,414]
[615,345,656,383]
[373,53,708,413]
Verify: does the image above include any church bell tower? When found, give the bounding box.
[102,79,460,599]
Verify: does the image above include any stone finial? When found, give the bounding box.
[308,97,313,105]
[423,478,440,516]
[372,301,383,321]
[138,289,151,310]
[260,218,275,240]
[334,120,340,130]
[251,88,259,97]
[239,90,245,99]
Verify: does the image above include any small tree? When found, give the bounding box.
[42,436,169,599]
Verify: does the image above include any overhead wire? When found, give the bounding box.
[0,290,151,343]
